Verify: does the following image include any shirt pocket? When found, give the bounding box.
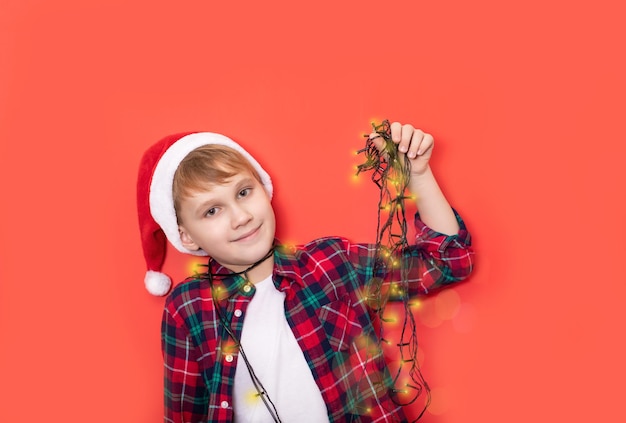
[315,297,363,352]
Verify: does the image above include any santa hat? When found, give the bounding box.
[137,132,273,296]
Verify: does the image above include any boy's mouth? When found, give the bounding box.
[232,225,261,242]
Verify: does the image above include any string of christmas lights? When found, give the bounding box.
[355,120,431,421]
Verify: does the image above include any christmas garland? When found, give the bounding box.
[356,120,430,420]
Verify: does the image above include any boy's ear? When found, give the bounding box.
[179,226,200,251]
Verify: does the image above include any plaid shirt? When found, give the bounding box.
[162,211,474,423]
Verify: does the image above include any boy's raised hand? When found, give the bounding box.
[370,122,434,177]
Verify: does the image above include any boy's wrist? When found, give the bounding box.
[411,164,431,177]
[409,165,435,192]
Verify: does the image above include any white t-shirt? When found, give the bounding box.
[233,276,330,423]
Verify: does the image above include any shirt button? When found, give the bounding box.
[221,401,229,409]
[234,309,242,317]
[242,284,252,293]
[225,354,233,362]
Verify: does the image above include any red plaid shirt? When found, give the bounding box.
[162,211,474,422]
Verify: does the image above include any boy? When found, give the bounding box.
[137,122,474,422]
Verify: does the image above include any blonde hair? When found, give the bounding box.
[172,145,262,219]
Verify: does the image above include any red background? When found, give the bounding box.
[1,0,625,421]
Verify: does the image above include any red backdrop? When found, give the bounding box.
[1,0,625,421]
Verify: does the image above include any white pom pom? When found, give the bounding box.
[145,270,172,296]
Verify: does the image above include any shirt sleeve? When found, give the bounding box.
[407,208,474,295]
[345,208,474,299]
[162,303,208,423]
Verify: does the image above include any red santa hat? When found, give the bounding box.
[137,132,273,296]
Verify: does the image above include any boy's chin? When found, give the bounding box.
[226,242,275,269]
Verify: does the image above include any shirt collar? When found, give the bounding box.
[204,241,305,300]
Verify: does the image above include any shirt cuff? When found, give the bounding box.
[414,208,472,253]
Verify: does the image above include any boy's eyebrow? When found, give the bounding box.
[236,176,255,187]
[191,198,216,216]
[184,189,219,215]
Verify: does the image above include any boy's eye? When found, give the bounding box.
[205,207,217,217]
[239,188,251,197]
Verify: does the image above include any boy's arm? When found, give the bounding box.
[367,121,473,295]
[408,165,459,235]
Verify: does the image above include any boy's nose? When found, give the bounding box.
[231,205,253,228]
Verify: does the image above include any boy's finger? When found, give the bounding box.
[406,130,424,159]
[398,124,414,155]
[390,121,403,143]
[417,133,434,156]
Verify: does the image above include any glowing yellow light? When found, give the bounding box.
[381,310,399,325]
[187,258,205,275]
[221,340,239,354]
[244,389,261,405]
[278,241,297,254]
[369,117,383,128]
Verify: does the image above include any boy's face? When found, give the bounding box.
[177,170,276,273]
